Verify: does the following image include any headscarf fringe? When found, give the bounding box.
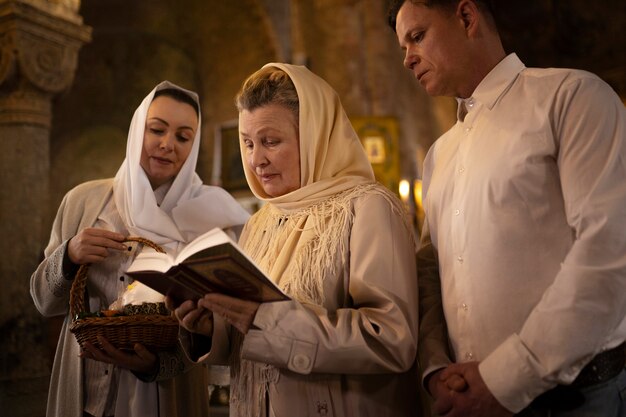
[230,331,279,417]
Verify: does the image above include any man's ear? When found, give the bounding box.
[456,0,480,36]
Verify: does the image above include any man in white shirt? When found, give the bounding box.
[388,0,626,416]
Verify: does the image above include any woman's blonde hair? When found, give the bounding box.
[235,67,299,120]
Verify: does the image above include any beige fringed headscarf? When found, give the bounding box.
[238,63,384,304]
[232,64,413,417]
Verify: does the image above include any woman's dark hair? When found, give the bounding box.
[153,88,200,117]
[235,67,299,121]
[387,0,496,32]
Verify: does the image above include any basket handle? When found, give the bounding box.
[69,237,165,320]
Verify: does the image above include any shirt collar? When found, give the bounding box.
[457,53,526,114]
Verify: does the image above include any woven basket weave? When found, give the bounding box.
[69,237,178,351]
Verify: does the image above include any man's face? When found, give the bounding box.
[396,1,471,97]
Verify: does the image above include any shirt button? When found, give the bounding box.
[458,166,465,173]
[292,354,311,371]
[457,256,464,263]
[465,127,472,133]
[461,303,468,311]
[465,352,474,360]
[454,209,460,216]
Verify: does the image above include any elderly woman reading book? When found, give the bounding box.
[168,64,421,417]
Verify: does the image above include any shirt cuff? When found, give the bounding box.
[479,334,553,412]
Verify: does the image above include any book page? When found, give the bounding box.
[127,250,175,273]
[175,227,233,264]
[177,227,272,271]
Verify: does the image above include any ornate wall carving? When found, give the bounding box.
[0,0,91,126]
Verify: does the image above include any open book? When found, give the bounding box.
[126,227,289,305]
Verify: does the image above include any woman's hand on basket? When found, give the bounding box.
[80,336,157,374]
[166,297,214,336]
[68,228,127,265]
[198,293,260,335]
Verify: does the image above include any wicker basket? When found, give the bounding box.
[69,237,179,351]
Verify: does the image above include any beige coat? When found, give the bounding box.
[183,191,421,417]
[30,179,209,417]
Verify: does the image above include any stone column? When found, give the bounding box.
[0,0,90,414]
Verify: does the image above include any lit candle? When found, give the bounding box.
[413,179,424,236]
[413,180,423,208]
[399,179,410,204]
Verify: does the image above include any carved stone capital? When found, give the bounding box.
[0,88,51,126]
[0,0,91,126]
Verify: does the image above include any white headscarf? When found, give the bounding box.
[113,80,249,251]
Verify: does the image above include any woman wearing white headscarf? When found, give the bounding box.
[31,81,250,417]
[171,64,421,417]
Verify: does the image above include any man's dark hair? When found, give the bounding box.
[386,0,496,32]
[154,88,200,117]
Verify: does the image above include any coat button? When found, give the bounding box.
[293,353,311,370]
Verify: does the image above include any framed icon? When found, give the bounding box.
[212,120,248,191]
[350,116,401,195]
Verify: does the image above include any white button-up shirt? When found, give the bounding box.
[418,53,626,412]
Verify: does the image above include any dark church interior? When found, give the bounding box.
[1,0,624,415]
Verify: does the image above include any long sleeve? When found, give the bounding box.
[241,193,418,374]
[480,73,626,411]
[416,217,452,382]
[31,180,115,317]
[30,191,80,317]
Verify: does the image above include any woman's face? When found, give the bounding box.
[239,103,300,198]
[140,95,198,189]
